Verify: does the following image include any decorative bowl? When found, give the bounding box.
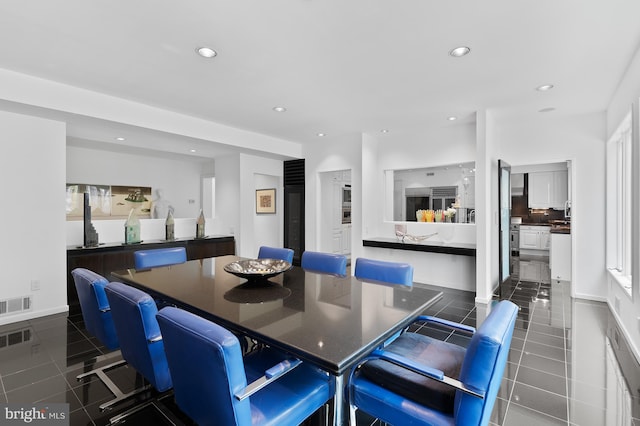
[223,258,292,282]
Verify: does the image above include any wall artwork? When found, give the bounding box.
[66,183,152,220]
[256,188,276,214]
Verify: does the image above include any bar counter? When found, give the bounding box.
[363,237,476,256]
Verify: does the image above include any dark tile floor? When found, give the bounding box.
[0,256,638,425]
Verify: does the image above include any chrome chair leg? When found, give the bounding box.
[77,358,152,411]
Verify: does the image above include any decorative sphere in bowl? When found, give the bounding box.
[224,258,292,282]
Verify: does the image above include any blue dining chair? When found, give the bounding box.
[71,268,127,406]
[134,247,187,269]
[103,282,172,411]
[354,257,414,286]
[156,306,335,426]
[349,300,518,426]
[257,246,294,263]
[301,251,347,276]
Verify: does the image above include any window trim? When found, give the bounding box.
[606,112,633,296]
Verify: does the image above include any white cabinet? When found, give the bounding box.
[528,171,568,209]
[332,228,342,254]
[341,224,352,256]
[520,227,541,249]
[520,225,550,253]
[541,231,551,250]
[550,233,571,281]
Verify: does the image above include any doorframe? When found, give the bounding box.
[498,159,512,299]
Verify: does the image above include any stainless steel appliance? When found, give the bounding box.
[342,185,351,206]
[510,217,521,255]
[341,207,351,224]
[342,185,352,224]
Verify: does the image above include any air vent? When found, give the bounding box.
[0,296,33,316]
[431,186,457,198]
[284,159,305,186]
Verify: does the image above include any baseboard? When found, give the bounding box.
[474,295,493,305]
[0,305,69,327]
[573,292,607,303]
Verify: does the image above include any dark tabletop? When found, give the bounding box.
[111,255,442,375]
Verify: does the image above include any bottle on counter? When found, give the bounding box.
[124,208,141,244]
[165,210,175,240]
[196,209,205,239]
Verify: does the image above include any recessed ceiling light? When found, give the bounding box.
[196,47,217,58]
[273,106,287,112]
[190,149,197,153]
[115,137,125,141]
[536,84,554,91]
[448,116,457,121]
[381,129,389,133]
[449,46,471,57]
[539,107,556,113]
[317,133,326,137]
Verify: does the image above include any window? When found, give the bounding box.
[606,112,632,295]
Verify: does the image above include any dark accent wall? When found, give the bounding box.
[284,159,305,265]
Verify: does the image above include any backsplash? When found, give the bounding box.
[511,195,565,223]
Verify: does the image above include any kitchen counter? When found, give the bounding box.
[549,220,571,234]
[521,221,570,234]
[363,237,476,256]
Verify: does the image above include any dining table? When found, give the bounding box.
[110,255,443,425]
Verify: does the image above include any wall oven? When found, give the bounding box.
[342,185,351,206]
[342,185,351,224]
[342,207,351,224]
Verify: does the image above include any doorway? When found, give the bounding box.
[507,161,573,296]
[319,170,352,260]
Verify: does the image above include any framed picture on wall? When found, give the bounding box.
[256,188,276,214]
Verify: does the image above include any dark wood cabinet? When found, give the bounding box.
[67,236,235,308]
[186,238,235,259]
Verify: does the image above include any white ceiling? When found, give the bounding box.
[1,0,639,158]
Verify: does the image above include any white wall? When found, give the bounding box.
[67,145,208,218]
[65,145,213,245]
[214,153,242,240]
[606,43,640,363]
[494,112,607,300]
[252,173,281,254]
[238,153,284,258]
[304,127,478,291]
[475,110,500,302]
[363,125,477,291]
[0,111,68,325]
[367,123,476,240]
[304,134,363,257]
